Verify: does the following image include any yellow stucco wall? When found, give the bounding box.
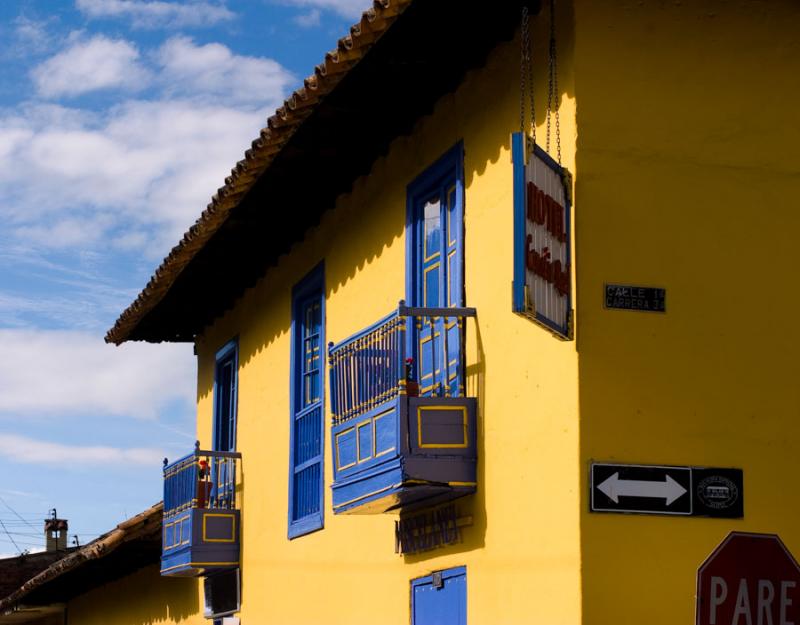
[193,7,581,625]
[573,1,800,624]
[67,565,202,625]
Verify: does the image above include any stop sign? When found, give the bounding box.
[697,532,800,625]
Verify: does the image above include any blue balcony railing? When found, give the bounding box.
[161,443,241,577]
[328,302,478,514]
[329,308,404,425]
[329,302,475,425]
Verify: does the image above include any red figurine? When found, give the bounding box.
[405,357,419,397]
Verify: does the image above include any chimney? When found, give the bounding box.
[44,510,68,552]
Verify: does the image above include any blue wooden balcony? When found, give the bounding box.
[329,303,478,514]
[161,444,241,577]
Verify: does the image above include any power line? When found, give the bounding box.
[0,496,38,531]
[0,536,44,547]
[0,535,43,545]
[0,519,22,554]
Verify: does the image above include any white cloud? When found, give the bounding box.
[281,0,366,19]
[0,329,194,420]
[0,488,39,498]
[294,9,321,28]
[0,547,46,560]
[12,16,55,55]
[0,242,138,331]
[31,35,150,98]
[0,289,118,331]
[14,215,115,249]
[76,0,235,29]
[2,35,294,257]
[0,433,164,465]
[158,36,294,105]
[0,100,273,254]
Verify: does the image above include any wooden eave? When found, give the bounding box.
[106,0,532,344]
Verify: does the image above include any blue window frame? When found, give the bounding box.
[213,339,238,453]
[288,263,325,538]
[411,566,467,625]
[211,339,238,508]
[406,142,465,397]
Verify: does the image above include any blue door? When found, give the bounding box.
[408,144,464,397]
[411,566,467,625]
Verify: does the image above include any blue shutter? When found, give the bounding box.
[411,566,467,625]
[288,264,325,538]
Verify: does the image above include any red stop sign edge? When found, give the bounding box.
[696,532,800,625]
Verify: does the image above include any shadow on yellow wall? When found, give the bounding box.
[573,1,800,624]
[68,565,201,625]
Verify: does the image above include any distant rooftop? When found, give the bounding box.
[0,503,162,619]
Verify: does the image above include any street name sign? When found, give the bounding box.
[604,284,666,312]
[697,532,800,625]
[590,463,743,518]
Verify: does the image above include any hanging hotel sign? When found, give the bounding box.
[512,132,574,339]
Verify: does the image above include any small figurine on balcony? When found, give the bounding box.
[197,459,211,508]
[405,357,419,397]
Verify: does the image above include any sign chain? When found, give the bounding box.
[519,6,536,143]
[546,0,561,164]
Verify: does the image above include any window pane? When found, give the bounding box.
[215,358,234,452]
[301,315,321,407]
[423,198,441,259]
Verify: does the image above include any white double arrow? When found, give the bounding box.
[597,472,688,506]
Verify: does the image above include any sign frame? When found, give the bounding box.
[604,283,667,313]
[512,132,574,340]
[590,462,744,518]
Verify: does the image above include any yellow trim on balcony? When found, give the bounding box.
[202,512,237,543]
[417,405,469,449]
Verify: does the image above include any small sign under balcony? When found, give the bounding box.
[161,444,242,577]
[328,303,478,515]
[395,504,473,555]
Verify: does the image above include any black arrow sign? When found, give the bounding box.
[590,463,743,518]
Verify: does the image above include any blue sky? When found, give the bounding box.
[0,0,358,556]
